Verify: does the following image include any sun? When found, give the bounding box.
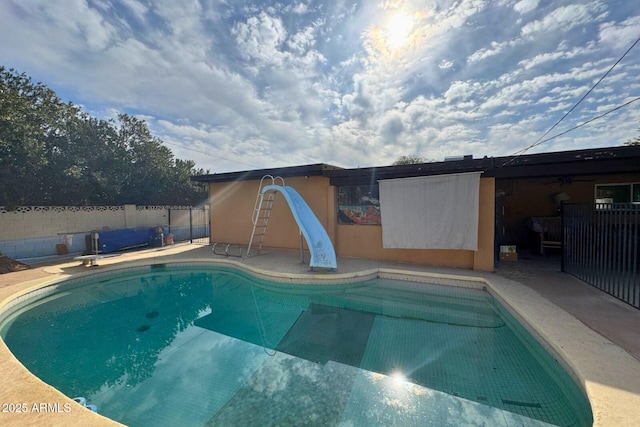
[384,12,415,49]
[390,371,407,386]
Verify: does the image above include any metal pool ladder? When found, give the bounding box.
[247,175,285,257]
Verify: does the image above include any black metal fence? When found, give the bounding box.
[168,206,210,244]
[562,203,640,309]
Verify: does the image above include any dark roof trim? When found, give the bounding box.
[191,145,640,185]
[327,145,640,185]
[191,163,343,183]
[488,156,640,179]
[483,145,640,179]
[326,162,487,186]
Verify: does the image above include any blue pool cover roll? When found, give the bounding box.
[98,227,164,254]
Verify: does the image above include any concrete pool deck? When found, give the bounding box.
[0,243,639,426]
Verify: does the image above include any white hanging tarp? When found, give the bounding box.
[379,172,482,250]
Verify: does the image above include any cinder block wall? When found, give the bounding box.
[0,205,201,259]
[0,207,128,241]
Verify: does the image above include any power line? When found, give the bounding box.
[503,34,640,165]
[532,36,640,147]
[162,140,257,168]
[523,95,640,147]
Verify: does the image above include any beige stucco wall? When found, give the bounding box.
[208,175,495,271]
[210,176,334,249]
[335,177,495,271]
[335,225,476,268]
[473,177,495,271]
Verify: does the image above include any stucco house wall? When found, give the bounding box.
[334,177,494,271]
[210,176,334,250]
[208,175,495,271]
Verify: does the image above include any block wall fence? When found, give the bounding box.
[0,205,208,260]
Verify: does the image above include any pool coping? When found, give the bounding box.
[1,254,639,426]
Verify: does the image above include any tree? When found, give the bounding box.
[115,114,208,205]
[624,121,640,145]
[116,113,174,204]
[392,154,431,165]
[0,67,68,206]
[0,67,208,207]
[166,159,209,205]
[41,113,127,205]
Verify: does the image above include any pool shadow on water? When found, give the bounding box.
[193,302,376,367]
[205,304,376,426]
[193,304,304,350]
[275,304,376,367]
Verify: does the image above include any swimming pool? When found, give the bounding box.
[0,264,592,426]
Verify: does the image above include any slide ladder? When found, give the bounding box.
[247,175,284,257]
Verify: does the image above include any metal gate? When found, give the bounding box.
[562,203,640,309]
[168,206,210,244]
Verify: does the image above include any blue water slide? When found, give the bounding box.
[262,185,337,270]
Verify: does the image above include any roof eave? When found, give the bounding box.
[191,163,343,183]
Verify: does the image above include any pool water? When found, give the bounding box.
[1,265,592,426]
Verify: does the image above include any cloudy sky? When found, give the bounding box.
[1,0,639,172]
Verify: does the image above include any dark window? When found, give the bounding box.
[595,183,640,204]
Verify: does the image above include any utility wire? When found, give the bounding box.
[502,34,640,166]
[162,140,257,168]
[522,95,640,147]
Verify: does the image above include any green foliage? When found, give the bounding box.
[392,154,432,165]
[625,136,639,146]
[624,123,640,146]
[0,68,66,206]
[0,67,208,207]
